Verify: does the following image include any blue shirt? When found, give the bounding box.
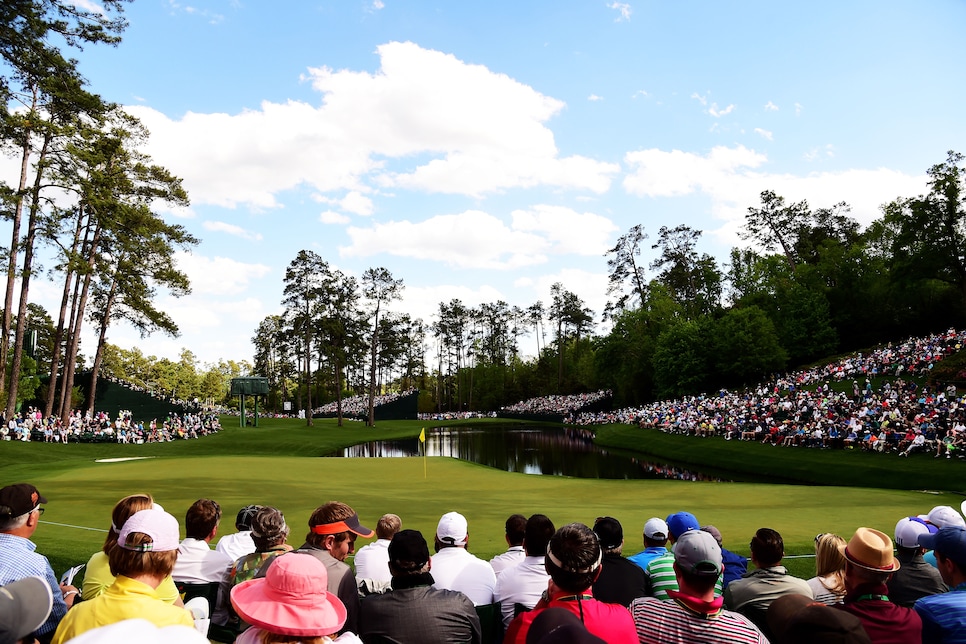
[628,546,667,572]
[0,532,68,638]
[915,581,966,643]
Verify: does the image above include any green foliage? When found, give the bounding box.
[711,306,787,387]
[653,317,713,398]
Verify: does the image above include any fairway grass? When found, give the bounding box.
[2,416,960,581]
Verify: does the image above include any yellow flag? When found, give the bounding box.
[419,428,426,443]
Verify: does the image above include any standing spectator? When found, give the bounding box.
[591,517,647,606]
[631,529,766,643]
[489,514,527,577]
[297,501,374,635]
[888,517,947,607]
[216,505,260,562]
[358,529,481,644]
[835,527,921,644]
[915,526,966,643]
[807,533,847,605]
[354,513,401,588]
[494,514,555,627]
[173,499,234,583]
[503,523,637,644]
[0,483,78,642]
[430,511,497,606]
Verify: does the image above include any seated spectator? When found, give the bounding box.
[495,514,555,627]
[231,552,360,644]
[354,513,401,588]
[504,523,637,644]
[807,533,847,605]
[724,527,812,632]
[766,594,870,644]
[52,509,194,644]
[0,575,54,644]
[358,529,481,644]
[490,514,527,577]
[297,502,374,635]
[630,529,766,643]
[173,498,234,583]
[591,517,647,607]
[82,494,180,605]
[835,527,921,644]
[644,512,722,600]
[628,518,669,572]
[914,526,966,643]
[525,607,605,644]
[701,525,747,589]
[216,505,260,562]
[214,505,292,627]
[430,511,496,606]
[888,517,947,607]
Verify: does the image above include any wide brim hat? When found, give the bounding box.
[842,527,899,573]
[230,553,347,637]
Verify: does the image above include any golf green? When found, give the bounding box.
[4,418,957,581]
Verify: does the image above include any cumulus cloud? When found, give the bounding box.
[608,2,632,21]
[316,190,374,216]
[319,210,351,224]
[203,220,263,241]
[127,42,619,208]
[341,205,616,269]
[174,251,272,296]
[588,94,604,101]
[708,103,735,117]
[754,128,773,141]
[764,101,779,111]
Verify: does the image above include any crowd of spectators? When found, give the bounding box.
[569,328,966,457]
[0,407,222,444]
[500,389,613,416]
[314,389,418,417]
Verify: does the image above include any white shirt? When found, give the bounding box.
[353,539,391,584]
[494,555,549,627]
[215,530,256,562]
[430,546,497,605]
[489,545,525,577]
[173,538,234,583]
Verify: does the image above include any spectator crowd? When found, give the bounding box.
[0,408,223,444]
[4,481,966,643]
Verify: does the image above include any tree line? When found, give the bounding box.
[251,152,966,413]
[0,2,197,419]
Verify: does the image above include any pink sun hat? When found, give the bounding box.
[230,553,347,637]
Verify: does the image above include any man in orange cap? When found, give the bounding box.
[835,527,921,644]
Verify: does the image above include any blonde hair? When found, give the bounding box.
[814,533,847,594]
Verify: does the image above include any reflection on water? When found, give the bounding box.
[333,425,731,481]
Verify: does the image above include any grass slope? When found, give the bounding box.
[2,417,959,581]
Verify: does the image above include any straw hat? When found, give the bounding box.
[842,527,899,573]
[230,553,347,637]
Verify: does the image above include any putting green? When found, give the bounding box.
[23,452,958,580]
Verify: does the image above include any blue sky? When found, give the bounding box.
[5,0,965,366]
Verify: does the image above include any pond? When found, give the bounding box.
[331,425,736,481]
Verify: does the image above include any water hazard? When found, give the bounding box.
[332,425,734,481]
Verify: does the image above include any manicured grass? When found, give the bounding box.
[2,416,958,582]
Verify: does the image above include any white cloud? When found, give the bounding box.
[370,1,385,11]
[795,102,803,116]
[754,128,773,141]
[588,94,604,102]
[175,251,272,296]
[202,220,263,241]
[127,42,619,208]
[708,103,735,117]
[633,90,649,99]
[691,92,708,106]
[510,205,617,255]
[607,2,632,21]
[764,101,779,111]
[319,210,351,224]
[623,145,767,198]
[316,190,374,216]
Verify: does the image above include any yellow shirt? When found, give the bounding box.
[52,575,194,644]
[82,551,180,603]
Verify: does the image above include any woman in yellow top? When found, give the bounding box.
[81,493,181,605]
[52,509,194,643]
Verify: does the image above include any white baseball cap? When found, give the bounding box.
[895,516,937,548]
[644,517,669,540]
[436,511,468,545]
